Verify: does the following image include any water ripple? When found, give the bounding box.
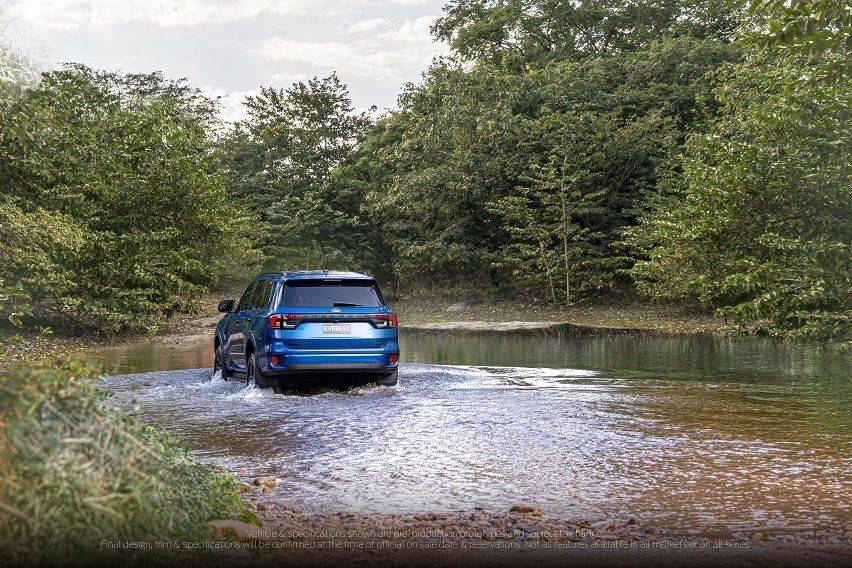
[101,360,851,537]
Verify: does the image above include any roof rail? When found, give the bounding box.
[256,269,371,279]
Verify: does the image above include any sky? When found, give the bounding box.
[1,0,449,121]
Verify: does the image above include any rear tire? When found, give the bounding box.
[375,369,398,386]
[246,352,277,389]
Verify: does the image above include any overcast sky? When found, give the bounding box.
[1,0,449,121]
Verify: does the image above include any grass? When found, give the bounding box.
[0,361,255,565]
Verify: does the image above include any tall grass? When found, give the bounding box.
[0,362,252,564]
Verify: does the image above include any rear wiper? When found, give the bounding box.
[332,301,361,307]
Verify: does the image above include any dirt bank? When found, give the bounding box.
[404,320,663,336]
[394,296,724,334]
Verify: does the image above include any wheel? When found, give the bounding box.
[246,353,276,389]
[213,344,230,380]
[375,369,398,386]
[246,354,260,387]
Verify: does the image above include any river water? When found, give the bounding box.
[97,332,851,539]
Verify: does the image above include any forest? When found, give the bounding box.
[1,0,849,340]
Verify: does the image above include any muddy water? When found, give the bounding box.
[97,333,851,538]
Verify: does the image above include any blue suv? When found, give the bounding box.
[213,271,399,388]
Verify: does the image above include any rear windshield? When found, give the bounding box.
[281,279,384,308]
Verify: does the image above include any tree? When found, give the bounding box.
[346,36,736,297]
[0,65,256,332]
[221,75,373,270]
[628,1,851,339]
[490,109,677,303]
[433,0,734,65]
[741,0,851,58]
[630,54,851,339]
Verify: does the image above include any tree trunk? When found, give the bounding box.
[559,150,572,307]
[561,191,571,307]
[539,240,557,304]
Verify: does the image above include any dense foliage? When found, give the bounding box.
[0,362,253,563]
[347,37,737,299]
[628,4,850,339]
[221,75,372,270]
[630,60,850,338]
[1,0,847,340]
[0,65,257,332]
[433,0,735,62]
[214,0,848,339]
[631,56,849,338]
[741,0,851,58]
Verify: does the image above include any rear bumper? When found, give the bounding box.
[260,345,399,377]
[261,327,399,377]
[265,363,395,376]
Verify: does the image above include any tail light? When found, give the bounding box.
[369,313,398,328]
[269,313,397,328]
[268,314,303,329]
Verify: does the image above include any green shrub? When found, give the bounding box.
[0,362,253,564]
[629,54,851,340]
[0,65,259,333]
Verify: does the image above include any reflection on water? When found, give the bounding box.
[96,332,851,538]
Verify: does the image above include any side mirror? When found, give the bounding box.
[217,299,235,313]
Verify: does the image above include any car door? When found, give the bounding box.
[244,279,274,359]
[225,281,258,371]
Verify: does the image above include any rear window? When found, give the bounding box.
[281,279,384,308]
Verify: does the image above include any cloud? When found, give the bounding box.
[3,0,346,29]
[345,18,388,34]
[3,1,449,112]
[201,86,260,123]
[252,16,445,82]
[269,71,309,85]
[375,15,434,43]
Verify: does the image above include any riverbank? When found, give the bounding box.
[237,477,850,566]
[193,494,851,568]
[395,297,725,334]
[160,292,727,346]
[406,320,666,336]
